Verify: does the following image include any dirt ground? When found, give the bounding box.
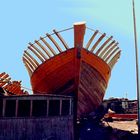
[104,120,138,134]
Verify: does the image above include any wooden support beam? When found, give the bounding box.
[24,53,38,69]
[46,33,62,53]
[95,36,113,55]
[86,30,99,49]
[102,42,119,60]
[35,40,52,58]
[90,33,106,52]
[53,29,69,50]
[23,57,33,76]
[24,50,39,66]
[40,37,57,55]
[29,43,48,60]
[104,47,119,62]
[28,46,44,63]
[23,56,35,71]
[99,40,116,58]
[108,51,121,69]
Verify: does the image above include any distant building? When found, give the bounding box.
[103,98,137,114]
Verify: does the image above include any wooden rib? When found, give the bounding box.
[40,37,56,55]
[29,43,47,60]
[28,46,44,62]
[53,29,69,50]
[23,56,35,71]
[105,47,120,62]
[24,50,39,66]
[95,36,113,55]
[23,58,32,77]
[99,40,116,58]
[35,40,52,58]
[86,30,99,49]
[24,53,38,69]
[108,51,121,69]
[102,42,119,60]
[46,33,62,53]
[90,33,106,52]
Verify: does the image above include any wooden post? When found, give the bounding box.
[30,100,33,117]
[2,99,6,117]
[59,99,62,116]
[15,100,18,117]
[73,21,86,140]
[47,99,49,116]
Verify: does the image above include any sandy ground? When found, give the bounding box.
[104,120,138,134]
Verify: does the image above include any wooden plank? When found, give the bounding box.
[53,29,69,50]
[46,33,62,53]
[104,47,119,62]
[24,53,38,69]
[40,37,56,55]
[0,74,9,87]
[95,36,113,55]
[90,33,106,52]
[0,72,6,78]
[29,43,48,60]
[85,30,99,49]
[99,40,116,58]
[35,40,52,58]
[102,42,119,60]
[24,50,39,66]
[28,46,44,63]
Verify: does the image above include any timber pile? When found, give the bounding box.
[0,72,28,96]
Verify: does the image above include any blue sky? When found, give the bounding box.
[0,0,140,99]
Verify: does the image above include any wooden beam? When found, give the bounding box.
[28,46,44,63]
[86,30,99,49]
[0,74,9,86]
[0,72,6,77]
[99,40,116,58]
[105,47,119,62]
[23,58,32,77]
[24,53,38,69]
[46,33,62,53]
[95,36,113,55]
[29,42,48,60]
[40,37,57,55]
[102,42,119,60]
[23,56,35,71]
[108,51,121,69]
[23,57,33,76]
[24,50,39,66]
[53,29,69,50]
[35,40,52,58]
[90,33,106,52]
[74,21,86,48]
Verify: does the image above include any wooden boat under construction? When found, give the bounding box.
[22,22,121,117]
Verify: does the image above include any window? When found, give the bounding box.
[49,100,60,116]
[18,100,30,117]
[5,100,16,117]
[32,100,47,117]
[62,100,70,116]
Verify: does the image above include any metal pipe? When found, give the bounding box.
[132,0,140,134]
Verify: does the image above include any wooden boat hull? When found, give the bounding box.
[31,48,110,117]
[23,22,121,117]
